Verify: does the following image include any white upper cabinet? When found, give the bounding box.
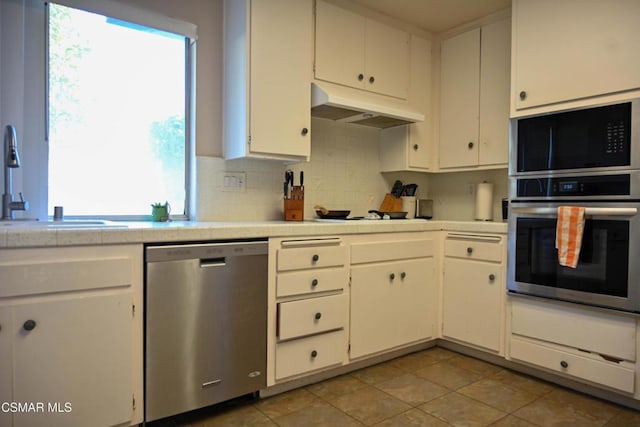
[223,0,312,161]
[380,35,432,172]
[512,0,640,114]
[315,0,410,99]
[439,17,510,170]
[439,28,481,169]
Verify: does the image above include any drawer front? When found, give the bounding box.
[0,257,133,298]
[351,239,434,264]
[511,298,636,362]
[277,245,347,271]
[510,337,635,393]
[277,267,347,298]
[278,294,347,340]
[275,330,345,380]
[444,235,503,262]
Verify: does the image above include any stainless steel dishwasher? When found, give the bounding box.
[145,240,268,422]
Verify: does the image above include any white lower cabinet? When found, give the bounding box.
[509,297,637,394]
[442,233,505,353]
[269,237,349,384]
[349,233,437,359]
[0,245,143,427]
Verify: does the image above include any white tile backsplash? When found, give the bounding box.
[196,118,401,221]
[427,169,508,222]
[195,118,507,222]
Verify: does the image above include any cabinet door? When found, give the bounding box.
[0,307,12,427]
[513,0,640,110]
[314,0,365,90]
[13,292,132,427]
[250,0,312,158]
[350,258,435,359]
[442,258,501,352]
[364,19,410,99]
[439,28,480,169]
[478,17,510,166]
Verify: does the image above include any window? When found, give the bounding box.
[47,3,190,218]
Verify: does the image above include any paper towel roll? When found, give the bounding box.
[475,182,494,221]
[401,196,416,219]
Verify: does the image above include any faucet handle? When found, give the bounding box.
[12,192,28,212]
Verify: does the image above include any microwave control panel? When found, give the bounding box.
[606,120,627,155]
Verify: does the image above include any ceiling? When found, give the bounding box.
[350,0,512,33]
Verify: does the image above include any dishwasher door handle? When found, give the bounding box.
[200,257,226,267]
[202,379,222,388]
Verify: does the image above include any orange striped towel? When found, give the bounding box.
[555,206,585,268]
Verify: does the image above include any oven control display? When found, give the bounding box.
[558,181,579,193]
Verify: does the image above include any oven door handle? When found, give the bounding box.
[512,207,638,217]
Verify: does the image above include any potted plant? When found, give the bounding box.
[151,202,171,222]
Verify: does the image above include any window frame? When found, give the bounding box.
[0,0,195,221]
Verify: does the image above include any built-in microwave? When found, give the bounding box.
[510,99,640,175]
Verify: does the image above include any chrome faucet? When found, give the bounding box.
[2,125,29,219]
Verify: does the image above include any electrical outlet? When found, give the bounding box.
[222,172,246,192]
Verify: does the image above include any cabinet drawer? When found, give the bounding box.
[444,234,503,262]
[510,337,635,394]
[277,267,347,297]
[276,330,345,380]
[0,257,132,298]
[511,298,636,362]
[351,239,434,264]
[277,244,346,271]
[278,294,347,340]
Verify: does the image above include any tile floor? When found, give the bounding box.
[150,347,640,427]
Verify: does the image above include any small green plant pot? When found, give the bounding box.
[151,203,171,222]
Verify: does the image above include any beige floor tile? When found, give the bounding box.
[604,407,640,426]
[490,369,555,397]
[513,388,621,427]
[273,400,363,427]
[186,405,276,427]
[415,361,484,390]
[544,388,621,422]
[419,392,507,426]
[458,378,539,412]
[373,408,449,427]
[350,362,405,385]
[374,373,449,406]
[306,373,369,400]
[327,385,412,425]
[489,414,538,427]
[389,351,441,373]
[255,388,319,418]
[422,347,459,361]
[448,354,504,377]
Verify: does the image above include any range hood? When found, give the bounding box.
[311,82,424,129]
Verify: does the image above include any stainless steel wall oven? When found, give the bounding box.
[508,99,640,313]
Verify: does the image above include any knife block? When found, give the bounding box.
[284,186,304,221]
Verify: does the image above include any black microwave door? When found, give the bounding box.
[517,102,631,172]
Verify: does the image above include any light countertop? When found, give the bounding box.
[0,219,508,248]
